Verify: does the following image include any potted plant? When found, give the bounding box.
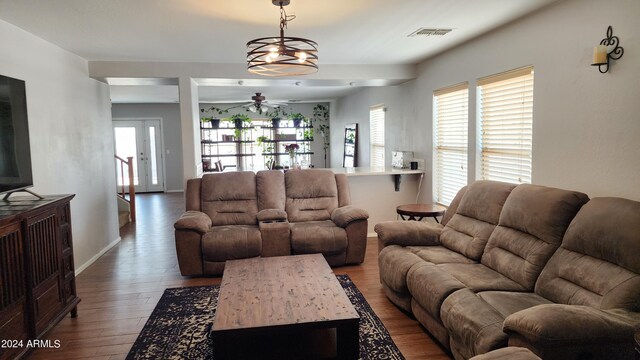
[226,114,252,140]
[200,106,228,129]
[303,129,314,141]
[256,135,270,146]
[200,116,214,128]
[265,107,288,128]
[290,113,306,128]
[229,113,251,129]
[257,136,274,168]
[312,104,330,167]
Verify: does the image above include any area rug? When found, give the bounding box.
[127,274,404,359]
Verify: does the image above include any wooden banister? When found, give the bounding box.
[114,155,136,222]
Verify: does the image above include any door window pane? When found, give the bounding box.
[114,127,139,185]
[149,126,158,185]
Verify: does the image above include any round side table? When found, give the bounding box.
[396,203,447,223]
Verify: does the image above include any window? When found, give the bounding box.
[478,67,534,184]
[369,105,385,167]
[433,84,469,205]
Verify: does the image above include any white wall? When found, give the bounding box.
[332,82,424,169]
[0,19,120,272]
[111,103,184,191]
[335,0,640,202]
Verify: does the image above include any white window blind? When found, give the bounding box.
[433,84,468,205]
[370,105,385,167]
[478,67,534,184]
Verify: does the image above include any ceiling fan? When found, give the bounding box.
[243,92,288,113]
[219,92,288,114]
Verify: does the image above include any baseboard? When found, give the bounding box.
[75,236,121,276]
[368,232,377,237]
[165,189,184,193]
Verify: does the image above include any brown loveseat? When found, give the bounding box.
[376,180,640,359]
[174,169,369,276]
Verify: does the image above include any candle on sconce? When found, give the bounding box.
[593,45,607,64]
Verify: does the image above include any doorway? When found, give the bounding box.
[113,119,165,193]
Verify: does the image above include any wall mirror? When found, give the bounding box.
[343,123,358,167]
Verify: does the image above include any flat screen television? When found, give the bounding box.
[0,74,33,197]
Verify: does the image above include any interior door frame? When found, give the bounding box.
[113,117,167,193]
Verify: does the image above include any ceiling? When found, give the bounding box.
[0,0,558,103]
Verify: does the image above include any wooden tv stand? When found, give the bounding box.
[0,195,80,360]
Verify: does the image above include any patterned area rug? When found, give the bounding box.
[127,274,404,359]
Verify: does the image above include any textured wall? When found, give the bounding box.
[0,19,120,272]
[335,0,640,202]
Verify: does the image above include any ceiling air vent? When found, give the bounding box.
[407,28,452,37]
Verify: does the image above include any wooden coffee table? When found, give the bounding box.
[212,254,360,359]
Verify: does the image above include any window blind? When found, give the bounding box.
[433,84,468,205]
[370,105,385,167]
[478,67,534,184]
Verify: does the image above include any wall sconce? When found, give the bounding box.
[592,26,624,73]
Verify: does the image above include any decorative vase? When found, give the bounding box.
[293,118,302,128]
[272,118,280,128]
[211,118,220,129]
[289,152,299,169]
[234,119,243,129]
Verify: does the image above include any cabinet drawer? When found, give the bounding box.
[33,276,64,335]
[0,300,28,360]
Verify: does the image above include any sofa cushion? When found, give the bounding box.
[335,173,351,207]
[174,210,211,233]
[285,169,339,222]
[406,263,467,322]
[441,288,509,359]
[407,245,476,264]
[201,225,261,262]
[256,170,286,210]
[535,197,640,311]
[438,263,527,292]
[378,245,425,293]
[440,185,467,226]
[407,263,527,322]
[480,184,589,290]
[200,172,258,226]
[441,288,551,359]
[440,181,516,260]
[185,178,202,211]
[477,291,552,319]
[290,220,347,256]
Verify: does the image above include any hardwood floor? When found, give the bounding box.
[29,192,451,360]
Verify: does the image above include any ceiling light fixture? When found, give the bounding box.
[247,0,318,77]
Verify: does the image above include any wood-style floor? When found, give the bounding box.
[29,192,451,360]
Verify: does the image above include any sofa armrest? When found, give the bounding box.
[374,220,442,248]
[174,211,211,234]
[504,304,638,346]
[257,209,288,222]
[331,205,369,227]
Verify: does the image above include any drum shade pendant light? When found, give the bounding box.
[247,0,318,76]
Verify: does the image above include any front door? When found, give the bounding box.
[113,119,164,193]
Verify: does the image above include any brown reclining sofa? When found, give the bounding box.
[376,180,640,359]
[174,169,369,276]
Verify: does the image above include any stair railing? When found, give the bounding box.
[114,155,136,222]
